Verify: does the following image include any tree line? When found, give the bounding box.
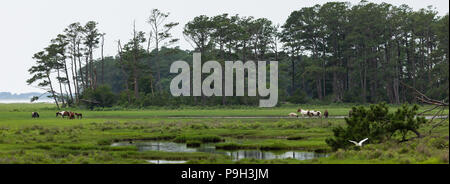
[27,1,449,108]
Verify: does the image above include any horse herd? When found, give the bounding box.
[289,108,354,119]
[31,108,353,120]
[289,108,330,119]
[31,111,83,119]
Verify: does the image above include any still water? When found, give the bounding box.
[111,141,328,162]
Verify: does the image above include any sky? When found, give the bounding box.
[0,0,448,94]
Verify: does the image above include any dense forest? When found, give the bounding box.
[27,1,449,108]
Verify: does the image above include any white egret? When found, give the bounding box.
[349,138,369,147]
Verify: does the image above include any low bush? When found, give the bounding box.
[326,103,427,150]
[186,140,202,148]
[174,134,223,143]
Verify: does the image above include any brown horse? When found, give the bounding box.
[68,112,76,119]
[56,111,70,118]
[75,113,83,119]
[324,110,329,119]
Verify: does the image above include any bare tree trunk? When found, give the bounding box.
[85,55,90,89]
[63,58,74,105]
[394,41,401,104]
[317,79,322,100]
[322,48,326,98]
[147,31,155,96]
[47,72,60,109]
[221,44,226,106]
[333,72,339,102]
[360,47,367,104]
[291,54,295,95]
[90,48,96,89]
[71,40,80,103]
[77,44,85,90]
[132,23,140,99]
[118,40,131,104]
[56,68,65,107]
[93,69,98,89]
[101,35,105,85]
[70,55,79,104]
[363,63,367,104]
[155,33,162,92]
[134,74,139,99]
[201,49,206,105]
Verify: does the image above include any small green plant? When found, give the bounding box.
[186,140,202,148]
[97,139,113,146]
[174,134,222,143]
[287,135,305,140]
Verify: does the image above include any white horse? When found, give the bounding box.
[56,111,69,118]
[297,108,310,118]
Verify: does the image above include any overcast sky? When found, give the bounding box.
[0,0,448,94]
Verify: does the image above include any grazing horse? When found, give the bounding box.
[306,110,313,118]
[68,112,76,119]
[56,111,69,118]
[32,112,40,118]
[289,113,298,118]
[309,111,322,118]
[75,113,83,119]
[324,110,329,119]
[297,108,310,118]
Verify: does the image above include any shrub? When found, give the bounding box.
[287,135,305,140]
[440,151,449,163]
[215,142,242,150]
[97,139,113,146]
[174,134,222,143]
[429,137,448,149]
[399,157,411,164]
[398,147,409,154]
[416,143,432,157]
[190,123,209,130]
[260,142,289,150]
[186,140,202,148]
[326,103,427,150]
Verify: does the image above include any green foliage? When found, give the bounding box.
[80,85,117,108]
[287,89,308,104]
[28,2,449,108]
[326,103,427,150]
[0,103,447,164]
[174,134,223,143]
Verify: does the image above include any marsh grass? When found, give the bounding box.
[0,103,447,164]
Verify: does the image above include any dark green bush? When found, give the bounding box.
[326,103,427,151]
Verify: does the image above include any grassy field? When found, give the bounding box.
[0,103,448,164]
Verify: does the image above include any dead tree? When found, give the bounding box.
[400,81,449,135]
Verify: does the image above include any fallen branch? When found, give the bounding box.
[400,81,449,136]
[429,116,449,135]
[401,81,449,106]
